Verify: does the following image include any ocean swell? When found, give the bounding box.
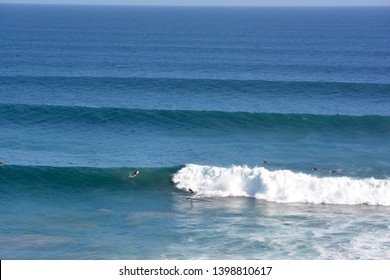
[1,104,389,134]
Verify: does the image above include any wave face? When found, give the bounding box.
[0,165,178,192]
[1,76,389,116]
[173,164,390,206]
[2,104,389,134]
[4,164,389,206]
[1,103,389,172]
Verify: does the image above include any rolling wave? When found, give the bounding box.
[2,76,388,116]
[1,75,389,92]
[173,164,390,206]
[3,164,389,206]
[1,104,389,135]
[0,165,179,191]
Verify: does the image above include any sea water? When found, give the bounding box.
[0,5,389,259]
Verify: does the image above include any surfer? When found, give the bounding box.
[330,170,338,174]
[311,167,318,171]
[186,188,194,200]
[128,170,139,178]
[0,161,3,167]
[262,160,271,164]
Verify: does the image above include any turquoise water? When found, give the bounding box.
[0,5,389,259]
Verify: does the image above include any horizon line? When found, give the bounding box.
[1,2,390,7]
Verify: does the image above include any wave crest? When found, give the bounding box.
[172,164,390,206]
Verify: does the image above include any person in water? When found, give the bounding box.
[262,160,271,164]
[186,188,194,200]
[0,161,3,167]
[128,170,139,178]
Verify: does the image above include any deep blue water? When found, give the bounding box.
[0,4,389,259]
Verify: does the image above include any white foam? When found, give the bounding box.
[172,164,390,206]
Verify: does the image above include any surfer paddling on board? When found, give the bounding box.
[128,170,139,178]
[262,160,271,165]
[0,161,3,167]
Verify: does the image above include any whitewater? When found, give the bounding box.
[173,164,390,206]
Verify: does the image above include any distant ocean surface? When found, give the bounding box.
[0,4,389,259]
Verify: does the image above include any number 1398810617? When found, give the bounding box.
[212,266,272,276]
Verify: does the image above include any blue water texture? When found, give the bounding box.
[0,4,390,259]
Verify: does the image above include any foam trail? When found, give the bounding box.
[172,164,390,206]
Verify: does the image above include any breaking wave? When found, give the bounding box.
[173,164,390,206]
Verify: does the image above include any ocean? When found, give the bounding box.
[0,4,389,259]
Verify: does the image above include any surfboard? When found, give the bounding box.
[128,171,139,178]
